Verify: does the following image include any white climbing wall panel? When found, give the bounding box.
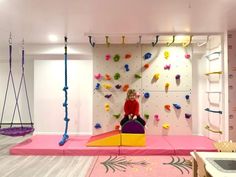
[93,44,192,135]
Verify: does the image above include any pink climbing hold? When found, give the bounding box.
[154,114,160,121]
[105,54,111,61]
[185,53,191,59]
[94,73,102,80]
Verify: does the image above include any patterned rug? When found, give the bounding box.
[86,156,192,177]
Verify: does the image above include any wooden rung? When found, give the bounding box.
[205,71,223,75]
[205,125,223,134]
[205,51,221,58]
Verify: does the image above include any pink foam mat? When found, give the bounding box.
[10,135,216,156]
[164,135,217,155]
[120,136,174,155]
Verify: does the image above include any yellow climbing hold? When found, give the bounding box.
[165,83,170,88]
[154,73,160,80]
[164,51,170,59]
[102,83,112,89]
[104,103,110,112]
[162,123,170,129]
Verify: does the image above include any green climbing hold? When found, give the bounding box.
[134,74,141,79]
[113,54,120,62]
[113,114,121,119]
[144,114,149,120]
[114,73,121,80]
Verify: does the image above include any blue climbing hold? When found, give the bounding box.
[94,123,102,129]
[124,64,130,72]
[144,52,152,60]
[185,95,190,100]
[95,83,100,90]
[144,92,150,99]
[173,103,181,109]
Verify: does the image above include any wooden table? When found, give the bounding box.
[191,152,236,177]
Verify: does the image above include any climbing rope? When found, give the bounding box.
[59,36,70,146]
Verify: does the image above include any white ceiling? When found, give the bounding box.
[0,0,236,45]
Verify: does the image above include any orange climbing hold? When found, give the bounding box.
[105,74,111,80]
[123,84,129,92]
[125,54,132,59]
[144,63,149,69]
[164,105,171,111]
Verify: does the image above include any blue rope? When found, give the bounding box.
[59,36,70,146]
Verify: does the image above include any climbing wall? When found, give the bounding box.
[93,44,192,135]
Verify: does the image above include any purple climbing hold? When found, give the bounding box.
[175,74,180,80]
[115,84,122,89]
[104,94,112,99]
[185,113,192,119]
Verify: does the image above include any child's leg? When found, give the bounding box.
[136,116,146,126]
[120,115,129,126]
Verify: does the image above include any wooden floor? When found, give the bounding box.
[0,135,94,177]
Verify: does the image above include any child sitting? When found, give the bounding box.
[120,89,146,127]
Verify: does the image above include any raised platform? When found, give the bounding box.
[10,135,216,156]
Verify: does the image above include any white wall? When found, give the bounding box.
[34,60,93,135]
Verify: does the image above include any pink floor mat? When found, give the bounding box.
[10,135,216,156]
[86,155,192,177]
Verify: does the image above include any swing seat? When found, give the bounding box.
[0,126,34,136]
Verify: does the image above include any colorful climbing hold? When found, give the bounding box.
[104,103,110,112]
[115,84,122,89]
[185,53,191,59]
[185,113,192,119]
[94,73,102,80]
[134,74,142,79]
[154,114,160,121]
[104,94,112,99]
[173,103,181,109]
[105,74,111,80]
[164,105,171,111]
[113,54,120,62]
[114,73,121,80]
[124,64,130,72]
[113,113,121,119]
[164,51,170,59]
[144,92,150,99]
[144,63,149,69]
[162,123,170,129]
[94,123,102,129]
[115,124,120,130]
[185,95,190,100]
[125,54,131,59]
[175,74,180,80]
[95,83,100,90]
[154,73,160,80]
[102,83,112,89]
[144,114,149,120]
[165,83,170,88]
[144,52,152,60]
[164,64,171,70]
[123,84,129,92]
[105,54,111,61]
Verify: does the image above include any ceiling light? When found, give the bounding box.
[48,34,58,42]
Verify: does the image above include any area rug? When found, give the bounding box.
[86,156,192,177]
